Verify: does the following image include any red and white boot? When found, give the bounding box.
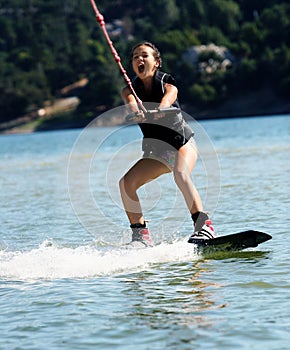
[129,223,154,247]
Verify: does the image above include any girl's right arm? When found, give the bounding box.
[122,87,139,113]
[122,87,146,122]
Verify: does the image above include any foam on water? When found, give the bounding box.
[0,240,198,280]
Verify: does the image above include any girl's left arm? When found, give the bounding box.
[159,83,178,108]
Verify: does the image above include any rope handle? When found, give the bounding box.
[126,107,181,122]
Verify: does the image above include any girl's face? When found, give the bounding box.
[132,45,160,80]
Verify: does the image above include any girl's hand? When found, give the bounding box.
[126,110,146,123]
[134,110,146,122]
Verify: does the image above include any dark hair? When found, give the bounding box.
[130,41,162,68]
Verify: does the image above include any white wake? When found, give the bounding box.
[0,240,198,280]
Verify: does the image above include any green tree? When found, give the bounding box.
[189,83,218,107]
[207,0,241,35]
[260,3,290,48]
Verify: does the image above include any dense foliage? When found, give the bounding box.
[0,0,289,122]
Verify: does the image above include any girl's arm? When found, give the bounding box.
[122,86,145,122]
[122,87,139,113]
[159,83,178,108]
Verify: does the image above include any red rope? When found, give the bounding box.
[89,0,146,112]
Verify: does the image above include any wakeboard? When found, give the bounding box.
[189,230,272,253]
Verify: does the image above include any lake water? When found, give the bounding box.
[0,112,289,349]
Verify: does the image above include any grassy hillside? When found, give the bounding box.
[0,0,289,129]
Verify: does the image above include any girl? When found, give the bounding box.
[119,42,215,247]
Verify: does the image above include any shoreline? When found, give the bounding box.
[1,111,288,136]
[1,87,289,135]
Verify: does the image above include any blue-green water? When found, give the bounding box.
[0,114,289,349]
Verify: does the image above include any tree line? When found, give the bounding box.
[0,0,289,122]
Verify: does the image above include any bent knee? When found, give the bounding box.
[119,174,140,193]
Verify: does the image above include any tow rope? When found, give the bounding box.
[89,0,147,112]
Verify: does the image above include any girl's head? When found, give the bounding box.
[130,42,162,68]
[130,42,162,79]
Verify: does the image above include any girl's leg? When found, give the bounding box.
[174,140,215,238]
[119,158,171,225]
[173,140,203,214]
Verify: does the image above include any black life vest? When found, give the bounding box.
[132,70,193,150]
